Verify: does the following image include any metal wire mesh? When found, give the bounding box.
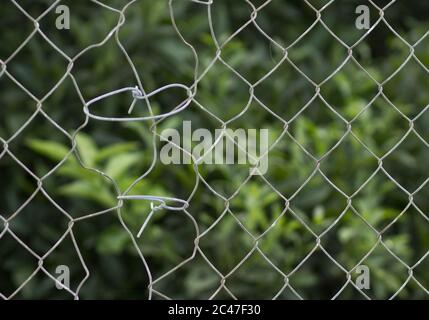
[1,0,429,300]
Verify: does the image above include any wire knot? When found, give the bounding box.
[132,86,143,99]
[137,202,164,238]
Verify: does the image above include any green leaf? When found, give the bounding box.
[105,153,142,179]
[57,163,95,180]
[26,139,70,161]
[96,226,130,255]
[58,181,115,206]
[76,133,97,166]
[96,142,138,162]
[313,206,325,225]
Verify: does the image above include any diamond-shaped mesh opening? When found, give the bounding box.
[353,21,411,83]
[38,0,120,58]
[42,235,87,293]
[254,60,316,121]
[0,232,39,299]
[320,59,379,121]
[193,60,252,122]
[288,97,348,159]
[129,207,198,278]
[351,96,409,157]
[218,23,284,85]
[288,249,346,300]
[152,253,221,300]
[0,2,34,60]
[228,178,286,237]
[7,191,71,256]
[288,23,349,84]
[5,32,69,98]
[320,209,379,270]
[358,244,410,299]
[383,58,429,118]
[414,109,429,142]
[0,156,38,218]
[40,77,86,133]
[0,76,37,139]
[319,0,380,46]
[257,213,317,275]
[381,206,429,266]
[288,172,349,235]
[198,213,255,275]
[319,135,379,195]
[226,250,285,299]
[71,38,137,99]
[260,133,316,195]
[7,112,71,177]
[383,1,429,44]
[383,132,429,192]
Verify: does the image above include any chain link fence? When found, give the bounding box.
[1,0,429,299]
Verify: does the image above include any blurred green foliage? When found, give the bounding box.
[1,0,429,299]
